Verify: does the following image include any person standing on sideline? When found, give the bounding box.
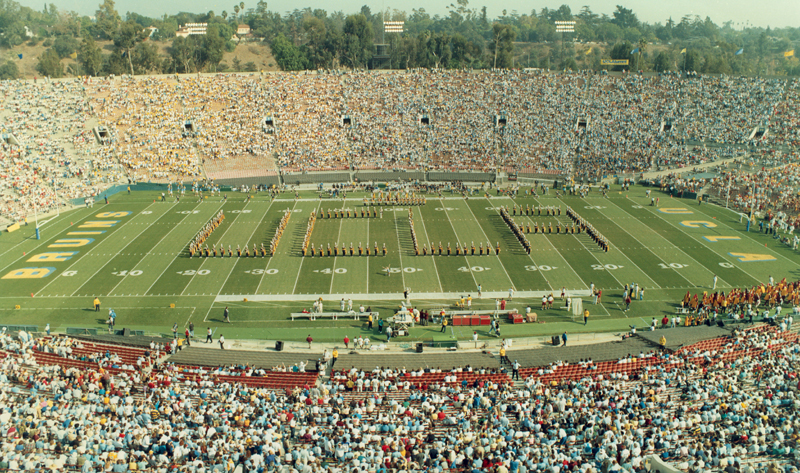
[93,297,101,312]
[188,322,194,339]
[367,313,373,329]
[172,323,178,339]
[306,334,313,349]
[223,307,230,323]
[561,332,568,347]
[508,288,514,300]
[440,316,448,333]
[769,275,774,286]
[583,309,589,326]
[477,284,482,297]
[331,348,338,369]
[184,328,191,346]
[344,336,350,349]
[206,327,213,343]
[512,360,521,380]
[340,298,346,312]
[218,335,225,350]
[713,275,718,290]
[45,323,50,335]
[386,326,392,342]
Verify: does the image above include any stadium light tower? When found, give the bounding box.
[555,21,575,70]
[376,20,403,69]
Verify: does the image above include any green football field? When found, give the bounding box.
[1,187,796,343]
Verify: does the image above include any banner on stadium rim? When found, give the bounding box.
[601,59,629,66]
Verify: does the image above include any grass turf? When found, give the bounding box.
[1,186,796,343]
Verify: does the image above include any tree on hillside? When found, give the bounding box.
[79,35,103,76]
[683,49,701,72]
[491,23,516,68]
[113,20,146,75]
[36,48,64,77]
[169,36,195,73]
[653,51,671,72]
[608,41,633,71]
[342,14,373,69]
[0,60,19,80]
[271,32,308,70]
[133,41,162,74]
[611,5,638,30]
[95,0,121,40]
[200,23,226,71]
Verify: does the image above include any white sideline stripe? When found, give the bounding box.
[215,290,593,303]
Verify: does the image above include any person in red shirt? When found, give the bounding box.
[306,335,313,349]
[344,336,350,348]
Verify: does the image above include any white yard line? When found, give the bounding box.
[108,201,214,296]
[179,201,250,296]
[544,199,629,291]
[462,198,517,290]
[438,199,480,289]
[291,201,322,295]
[213,200,275,298]
[37,202,160,297]
[597,199,709,287]
[0,206,89,265]
[391,209,408,290]
[484,198,553,291]
[139,202,224,297]
[365,214,370,294]
[540,196,660,289]
[255,200,298,295]
[502,197,587,289]
[627,197,761,285]
[694,203,798,268]
[182,307,197,328]
[414,206,443,292]
[328,200,349,294]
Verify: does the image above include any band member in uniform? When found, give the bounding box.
[496,242,501,255]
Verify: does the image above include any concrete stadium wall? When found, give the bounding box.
[354,171,426,182]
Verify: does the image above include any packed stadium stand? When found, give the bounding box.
[0,318,798,472]
[2,70,799,224]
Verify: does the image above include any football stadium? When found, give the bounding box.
[1,47,800,473]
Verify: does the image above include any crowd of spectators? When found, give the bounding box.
[706,162,800,223]
[0,78,124,223]
[2,71,800,224]
[0,318,798,472]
